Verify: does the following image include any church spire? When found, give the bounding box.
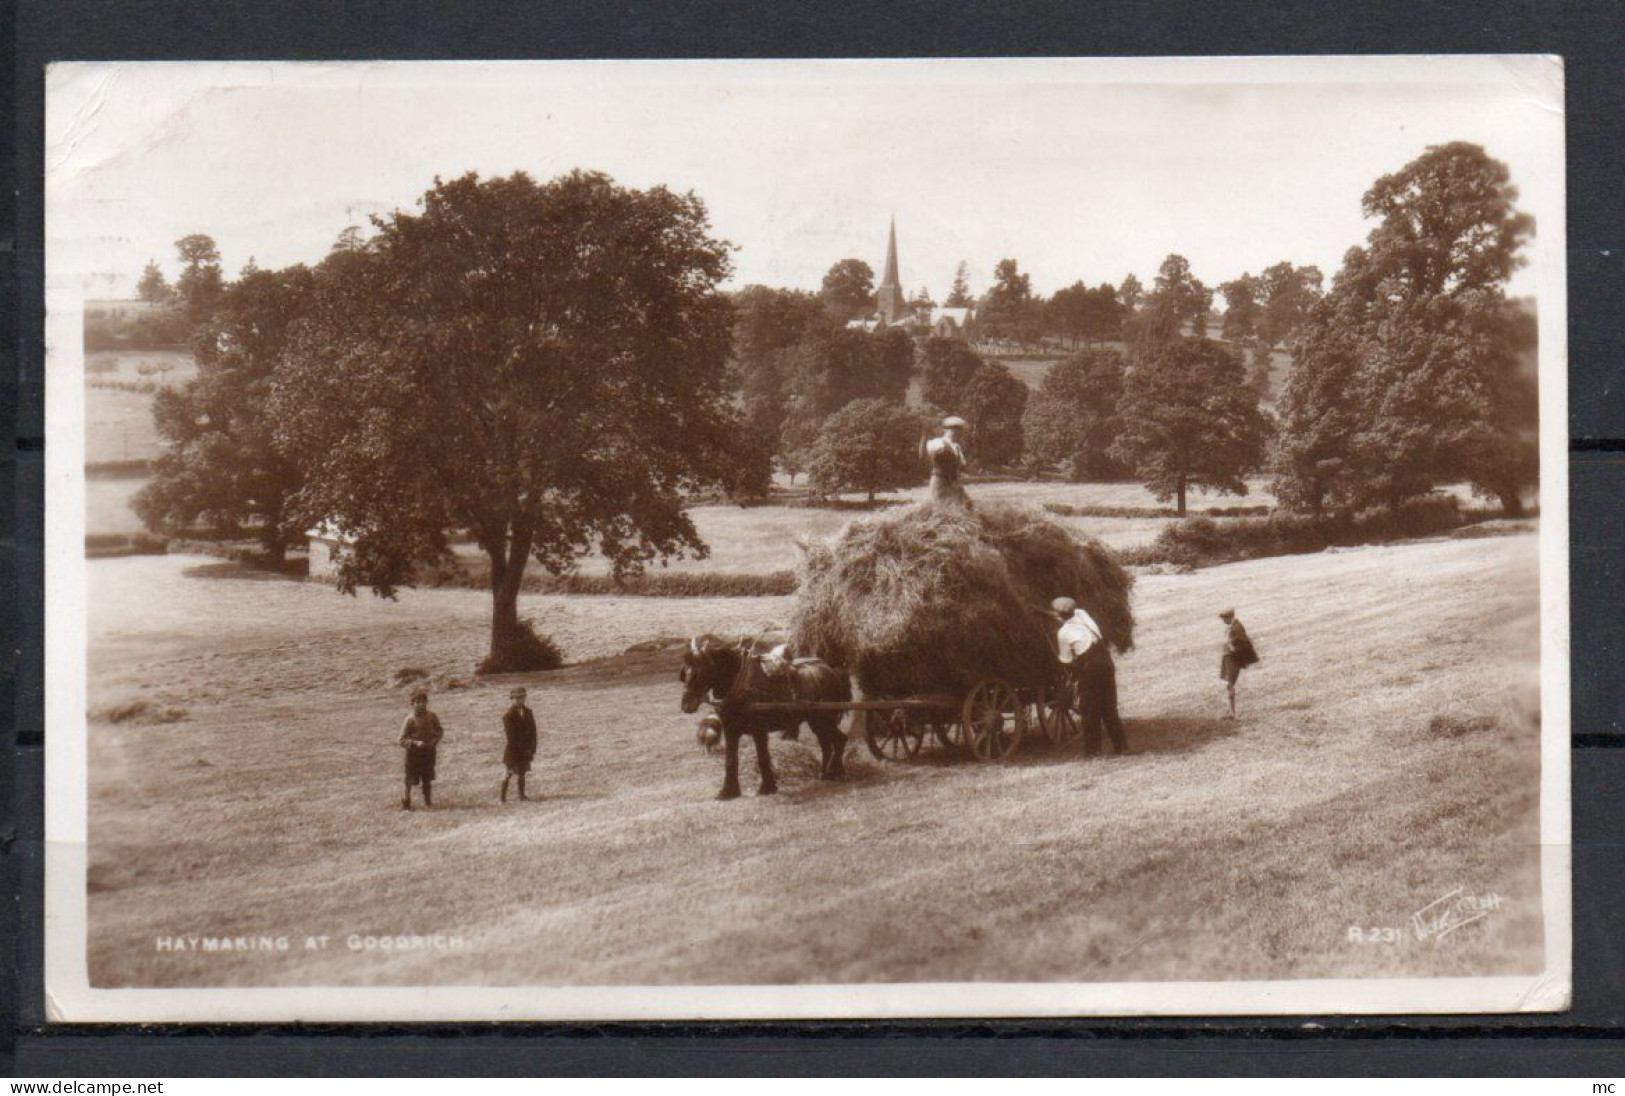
[876,216,904,324]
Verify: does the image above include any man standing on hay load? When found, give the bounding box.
[922,415,972,508]
[1053,596,1129,756]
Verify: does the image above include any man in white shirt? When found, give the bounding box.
[922,416,971,507]
[1052,596,1129,756]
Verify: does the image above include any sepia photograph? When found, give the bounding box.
[43,57,1569,1021]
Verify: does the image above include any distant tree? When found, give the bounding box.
[733,285,826,373]
[805,398,924,502]
[1111,338,1270,515]
[330,225,367,253]
[1274,143,1536,515]
[820,258,876,322]
[1046,282,1123,349]
[1129,254,1213,356]
[1255,262,1325,350]
[783,326,913,420]
[1084,284,1125,345]
[136,261,172,303]
[980,258,1041,346]
[173,233,225,320]
[946,261,974,307]
[1271,267,1367,516]
[1047,282,1092,349]
[1021,349,1128,481]
[1219,273,1261,342]
[777,326,915,476]
[1248,342,1276,399]
[919,336,985,413]
[731,285,828,461]
[272,170,742,672]
[910,286,936,315]
[1118,273,1143,315]
[134,263,315,559]
[959,361,1029,469]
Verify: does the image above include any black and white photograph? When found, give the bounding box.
[43,57,1569,1020]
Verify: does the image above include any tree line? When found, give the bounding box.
[126,142,1538,670]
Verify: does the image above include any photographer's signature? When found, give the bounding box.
[1412,887,1506,940]
[1346,888,1506,945]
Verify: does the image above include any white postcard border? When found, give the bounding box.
[42,55,1571,1022]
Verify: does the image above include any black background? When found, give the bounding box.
[5,0,1624,1076]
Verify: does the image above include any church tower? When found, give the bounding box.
[875,217,905,325]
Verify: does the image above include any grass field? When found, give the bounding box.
[84,531,1543,987]
[84,349,195,466]
[455,481,1272,579]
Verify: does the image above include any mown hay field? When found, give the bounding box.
[83,349,196,467]
[83,531,1543,987]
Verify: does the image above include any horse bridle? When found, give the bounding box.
[685,636,758,710]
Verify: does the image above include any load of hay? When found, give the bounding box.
[790,501,1134,698]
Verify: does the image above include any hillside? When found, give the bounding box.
[85,533,1542,987]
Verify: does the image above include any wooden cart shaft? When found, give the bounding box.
[732,696,959,715]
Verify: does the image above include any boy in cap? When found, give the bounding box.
[501,686,538,802]
[1218,608,1259,719]
[398,688,444,810]
[1053,596,1129,756]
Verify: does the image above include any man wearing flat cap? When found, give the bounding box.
[1054,596,1129,756]
[1218,608,1259,720]
[501,686,539,802]
[922,415,971,508]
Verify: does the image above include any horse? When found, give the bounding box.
[679,634,851,800]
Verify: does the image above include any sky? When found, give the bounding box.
[46,57,1562,302]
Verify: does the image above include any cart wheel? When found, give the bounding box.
[866,707,923,760]
[896,709,926,758]
[930,718,958,750]
[1036,682,1078,745]
[962,678,1024,761]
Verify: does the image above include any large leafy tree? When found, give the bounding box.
[1048,282,1122,349]
[782,326,913,418]
[805,398,924,503]
[730,285,827,477]
[1219,274,1261,342]
[1021,349,1128,481]
[1129,254,1213,355]
[134,262,315,559]
[1255,262,1325,350]
[1111,339,1270,514]
[820,258,876,322]
[778,326,914,475]
[959,360,1029,469]
[1275,143,1536,514]
[979,258,1042,346]
[273,170,742,671]
[918,336,985,413]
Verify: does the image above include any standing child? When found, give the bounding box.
[399,688,444,810]
[501,686,538,803]
[1218,607,1260,720]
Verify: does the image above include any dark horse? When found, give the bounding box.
[679,635,851,800]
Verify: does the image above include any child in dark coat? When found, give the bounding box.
[501,686,538,802]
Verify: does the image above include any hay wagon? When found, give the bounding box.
[734,669,1084,763]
